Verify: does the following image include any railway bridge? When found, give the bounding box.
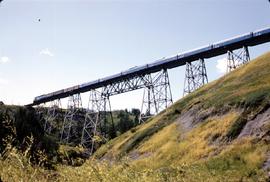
[29,27,270,153]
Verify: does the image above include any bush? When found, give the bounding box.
[244,89,269,107]
[226,117,247,140]
[0,105,59,168]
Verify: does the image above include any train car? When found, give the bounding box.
[64,85,80,94]
[212,42,221,49]
[154,55,178,68]
[128,64,148,74]
[52,89,64,96]
[176,52,186,59]
[34,95,46,103]
[82,79,100,87]
[183,44,212,58]
[121,66,141,76]
[133,64,148,73]
[108,72,122,80]
[122,66,142,76]
[79,82,91,89]
[130,65,144,73]
[148,57,168,68]
[63,87,71,93]
[253,27,270,37]
[98,77,106,83]
[121,70,129,76]
[44,92,54,100]
[74,85,80,90]
[128,66,139,71]
[213,32,252,49]
[100,71,126,83]
[182,48,198,58]
[166,55,178,62]
[91,79,100,85]
[120,71,126,76]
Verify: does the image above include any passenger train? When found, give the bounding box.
[33,27,270,104]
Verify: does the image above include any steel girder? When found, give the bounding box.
[99,69,173,122]
[80,69,173,150]
[43,99,62,134]
[60,94,83,144]
[183,58,208,96]
[80,89,113,154]
[140,69,173,122]
[101,74,149,96]
[40,69,173,150]
[227,46,250,73]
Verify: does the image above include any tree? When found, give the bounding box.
[108,114,116,139]
[117,110,133,134]
[131,108,140,126]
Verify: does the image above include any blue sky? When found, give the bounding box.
[0,0,270,110]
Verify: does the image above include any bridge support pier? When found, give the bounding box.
[140,69,173,122]
[227,46,250,72]
[183,58,208,96]
[81,89,114,153]
[60,94,83,144]
[44,99,62,134]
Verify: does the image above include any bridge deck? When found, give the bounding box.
[31,27,270,105]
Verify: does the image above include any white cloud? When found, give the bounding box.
[0,56,10,64]
[40,48,54,57]
[216,57,227,74]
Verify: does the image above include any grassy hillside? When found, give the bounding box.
[60,51,270,181]
[93,51,270,159]
[1,51,270,181]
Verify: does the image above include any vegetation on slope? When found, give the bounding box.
[86,51,270,181]
[95,52,270,159]
[0,105,59,167]
[0,105,87,181]
[37,107,140,149]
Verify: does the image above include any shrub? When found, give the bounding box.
[226,116,247,140]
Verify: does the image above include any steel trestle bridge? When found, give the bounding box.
[29,27,270,153]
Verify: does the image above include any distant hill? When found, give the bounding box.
[1,51,270,181]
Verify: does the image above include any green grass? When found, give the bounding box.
[226,116,247,140]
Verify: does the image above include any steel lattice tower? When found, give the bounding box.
[140,69,173,122]
[183,58,208,96]
[44,99,62,134]
[60,94,83,144]
[80,89,114,153]
[227,46,250,73]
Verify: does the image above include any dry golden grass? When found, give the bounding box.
[0,140,58,182]
[58,111,268,182]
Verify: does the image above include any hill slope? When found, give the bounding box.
[1,51,270,182]
[59,51,270,181]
